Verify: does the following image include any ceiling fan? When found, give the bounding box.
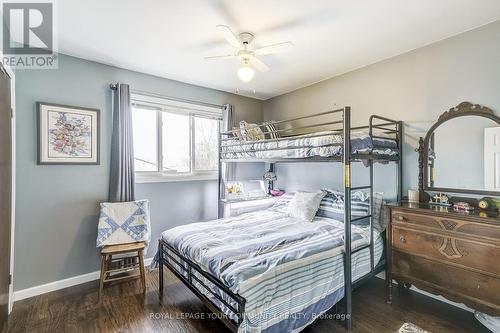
[205,25,294,82]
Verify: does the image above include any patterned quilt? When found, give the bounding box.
[97,200,150,247]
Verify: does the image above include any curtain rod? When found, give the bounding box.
[109,83,223,109]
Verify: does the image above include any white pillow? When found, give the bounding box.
[287,191,326,222]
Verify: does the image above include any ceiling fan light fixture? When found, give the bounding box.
[208,25,293,82]
[237,62,255,82]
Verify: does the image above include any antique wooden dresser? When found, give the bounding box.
[386,202,500,315]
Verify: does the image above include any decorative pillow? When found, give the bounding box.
[318,189,369,216]
[316,191,347,221]
[96,199,151,247]
[270,192,295,213]
[316,189,385,230]
[263,121,281,139]
[239,120,265,141]
[287,191,326,222]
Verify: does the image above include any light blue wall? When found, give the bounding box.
[14,54,263,291]
[275,163,399,201]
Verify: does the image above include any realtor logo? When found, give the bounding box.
[1,1,57,69]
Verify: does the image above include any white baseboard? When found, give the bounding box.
[375,272,473,313]
[13,257,153,302]
[13,261,474,315]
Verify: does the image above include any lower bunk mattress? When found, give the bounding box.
[156,209,384,333]
[220,130,398,160]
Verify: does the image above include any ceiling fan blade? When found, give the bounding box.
[247,54,270,72]
[204,54,237,60]
[216,25,241,48]
[255,41,294,55]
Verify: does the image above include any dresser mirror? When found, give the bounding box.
[419,102,500,197]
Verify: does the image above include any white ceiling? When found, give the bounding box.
[58,0,500,100]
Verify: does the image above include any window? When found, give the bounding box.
[131,94,221,182]
[194,116,219,171]
[162,112,190,173]
[132,107,157,171]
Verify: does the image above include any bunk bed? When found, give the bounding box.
[157,107,403,332]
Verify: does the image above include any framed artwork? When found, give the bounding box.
[37,102,100,165]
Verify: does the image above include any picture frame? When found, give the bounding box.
[37,102,100,165]
[243,180,267,198]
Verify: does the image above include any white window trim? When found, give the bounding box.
[131,93,223,118]
[135,172,218,183]
[131,93,222,183]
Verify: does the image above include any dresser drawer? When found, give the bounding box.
[391,209,500,241]
[392,226,500,277]
[392,251,500,315]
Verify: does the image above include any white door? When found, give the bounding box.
[484,127,500,191]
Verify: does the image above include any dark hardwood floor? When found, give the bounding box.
[7,269,489,333]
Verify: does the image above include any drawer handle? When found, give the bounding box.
[399,235,406,244]
[396,215,407,222]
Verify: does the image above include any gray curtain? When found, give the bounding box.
[222,104,235,182]
[109,83,135,202]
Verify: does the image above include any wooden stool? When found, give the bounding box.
[98,241,146,301]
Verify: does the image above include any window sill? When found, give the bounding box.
[135,173,218,184]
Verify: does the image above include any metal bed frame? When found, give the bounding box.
[159,107,403,331]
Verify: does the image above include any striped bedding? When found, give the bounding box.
[220,130,398,160]
[159,209,383,333]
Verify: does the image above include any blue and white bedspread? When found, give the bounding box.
[155,209,383,333]
[221,130,398,160]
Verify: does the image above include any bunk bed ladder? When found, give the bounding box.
[347,162,376,332]
[369,160,375,273]
[343,107,353,330]
[350,168,375,269]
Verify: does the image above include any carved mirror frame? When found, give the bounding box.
[418,101,500,200]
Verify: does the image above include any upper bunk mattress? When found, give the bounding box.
[220,130,398,160]
[159,209,383,333]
